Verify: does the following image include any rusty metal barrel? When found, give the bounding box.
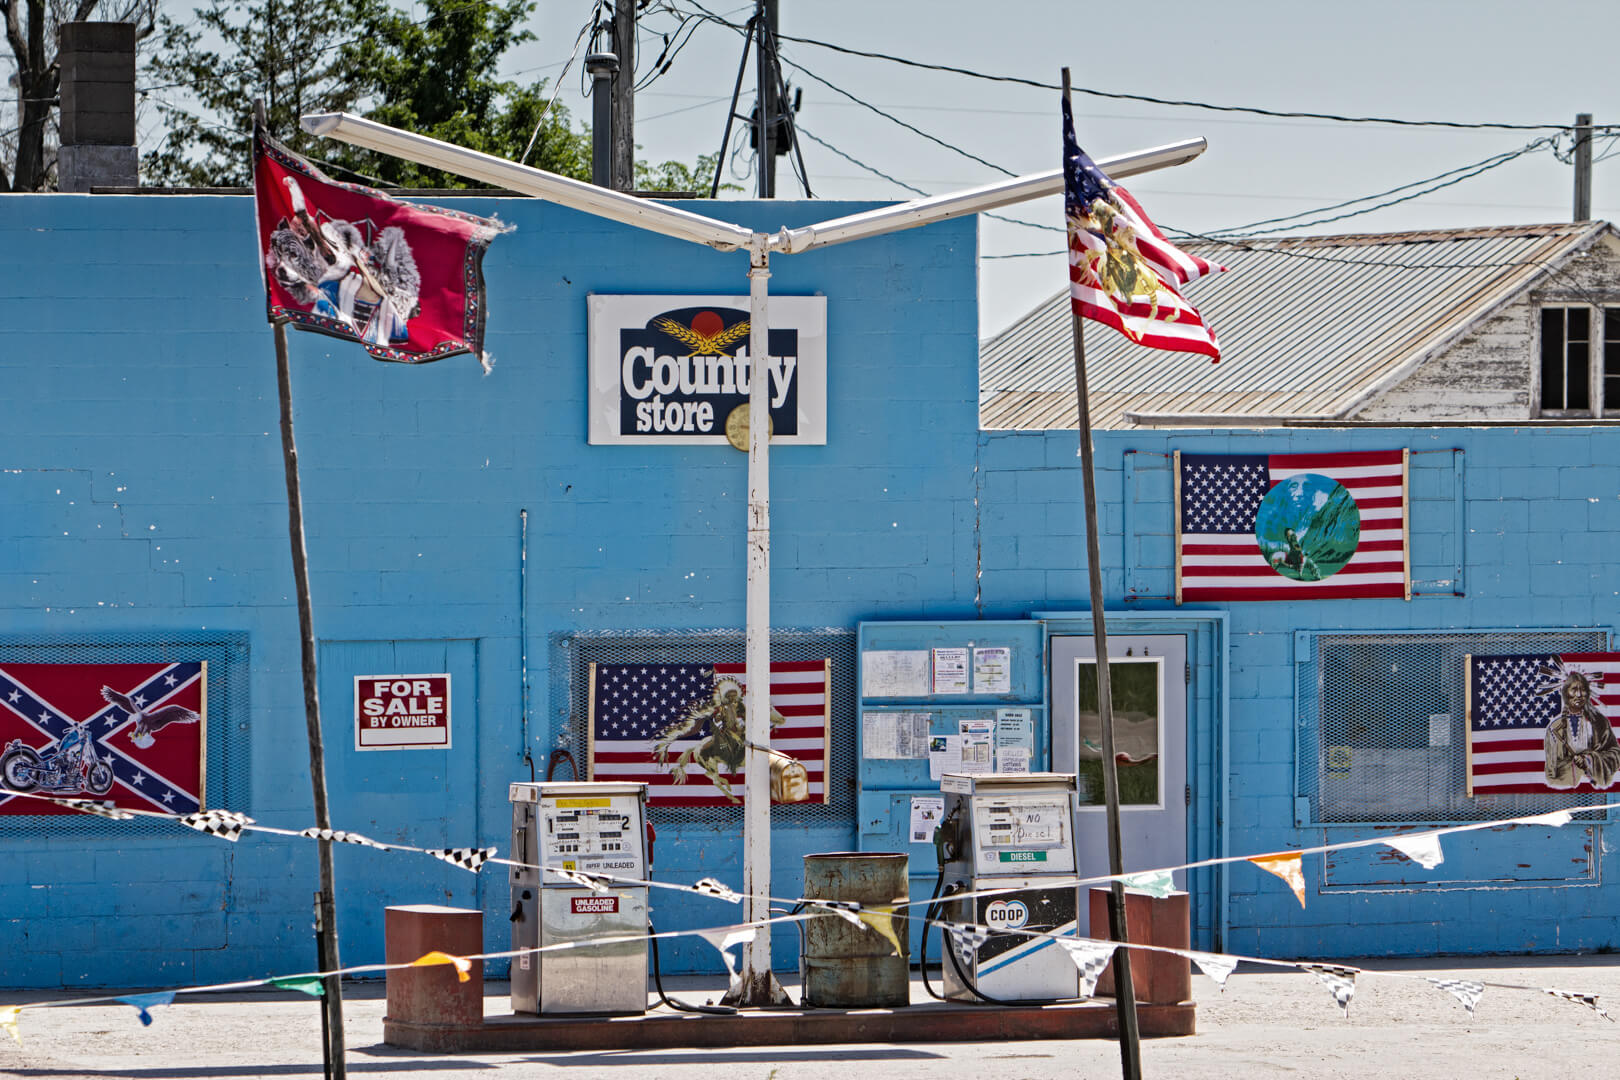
[801,852,910,1007]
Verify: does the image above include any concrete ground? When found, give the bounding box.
[5,956,1620,1079]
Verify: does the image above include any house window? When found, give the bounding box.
[1540,306,1591,413]
[1295,629,1608,825]
[1606,308,1620,414]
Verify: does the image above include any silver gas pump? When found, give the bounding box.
[935,772,1080,1002]
[509,780,649,1015]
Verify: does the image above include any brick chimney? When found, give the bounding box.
[57,21,137,192]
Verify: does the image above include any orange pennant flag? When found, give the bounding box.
[1248,852,1306,908]
[410,951,472,982]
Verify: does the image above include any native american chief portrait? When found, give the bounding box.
[266,176,422,347]
[1538,661,1620,789]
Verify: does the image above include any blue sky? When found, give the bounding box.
[506,0,1620,337]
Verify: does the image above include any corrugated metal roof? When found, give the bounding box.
[980,222,1611,429]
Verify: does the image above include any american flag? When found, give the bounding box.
[588,660,829,806]
[1468,653,1620,795]
[1177,450,1409,602]
[0,662,206,816]
[1063,94,1224,360]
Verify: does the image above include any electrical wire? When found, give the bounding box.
[519,3,597,164]
[672,0,1619,135]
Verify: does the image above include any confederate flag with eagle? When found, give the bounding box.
[0,662,206,816]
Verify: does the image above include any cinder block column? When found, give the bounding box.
[384,904,485,1028]
[57,21,138,192]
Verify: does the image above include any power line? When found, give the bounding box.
[674,1,1618,135]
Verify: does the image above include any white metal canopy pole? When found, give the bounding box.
[726,234,789,1004]
[300,111,1208,1006]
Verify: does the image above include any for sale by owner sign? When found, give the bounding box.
[355,674,451,751]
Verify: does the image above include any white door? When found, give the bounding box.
[1050,634,1187,935]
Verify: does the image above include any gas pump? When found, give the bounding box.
[933,772,1081,1002]
[509,780,649,1015]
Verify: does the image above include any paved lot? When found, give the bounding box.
[5,956,1620,1079]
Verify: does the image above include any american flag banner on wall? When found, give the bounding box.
[1467,653,1620,795]
[1175,450,1409,602]
[0,662,207,816]
[588,660,830,806]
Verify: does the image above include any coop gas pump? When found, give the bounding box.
[932,772,1081,1002]
[509,781,649,1015]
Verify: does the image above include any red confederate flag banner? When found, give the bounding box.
[254,126,510,369]
[0,662,207,816]
[588,660,830,807]
[1176,449,1409,602]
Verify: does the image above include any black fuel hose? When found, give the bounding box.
[922,876,1084,1008]
[648,923,738,1015]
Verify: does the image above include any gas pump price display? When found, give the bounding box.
[540,797,645,875]
[972,799,1074,874]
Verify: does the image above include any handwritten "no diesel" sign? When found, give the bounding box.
[355,674,451,751]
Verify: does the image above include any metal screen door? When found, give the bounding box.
[1050,634,1187,934]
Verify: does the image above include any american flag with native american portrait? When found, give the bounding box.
[1467,652,1620,796]
[0,662,207,816]
[588,660,830,807]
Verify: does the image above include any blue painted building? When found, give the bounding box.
[0,192,1615,989]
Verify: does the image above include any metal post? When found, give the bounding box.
[610,0,635,191]
[724,234,789,1006]
[1063,67,1141,1080]
[274,321,347,1079]
[1574,112,1593,222]
[586,52,618,189]
[754,0,778,198]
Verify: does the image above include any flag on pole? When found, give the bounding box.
[1466,653,1620,795]
[1063,95,1224,360]
[1175,450,1409,602]
[588,660,830,806]
[253,126,511,370]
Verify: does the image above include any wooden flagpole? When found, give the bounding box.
[259,100,347,1080]
[1062,67,1143,1080]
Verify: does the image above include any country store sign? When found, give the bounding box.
[588,294,827,445]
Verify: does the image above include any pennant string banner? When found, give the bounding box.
[116,990,176,1027]
[1189,950,1239,990]
[1055,938,1117,999]
[410,951,472,983]
[1428,977,1484,1016]
[1,1005,20,1045]
[1384,834,1445,870]
[1303,964,1358,1018]
[1249,852,1307,908]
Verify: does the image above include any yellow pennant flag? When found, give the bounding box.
[1249,852,1306,908]
[410,951,472,982]
[1,1005,21,1045]
[857,906,906,958]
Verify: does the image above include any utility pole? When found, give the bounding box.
[754,0,779,198]
[611,2,635,191]
[587,52,618,188]
[1574,113,1593,222]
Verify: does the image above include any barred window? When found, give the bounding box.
[1296,629,1608,824]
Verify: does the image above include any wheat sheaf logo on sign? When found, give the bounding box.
[651,311,751,356]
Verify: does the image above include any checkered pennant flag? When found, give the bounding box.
[177,809,255,842]
[1427,978,1484,1017]
[691,877,741,903]
[1057,939,1118,999]
[300,827,390,850]
[1543,988,1614,1021]
[49,797,135,821]
[1302,964,1358,1017]
[546,866,610,892]
[810,899,866,929]
[945,922,990,966]
[429,846,496,873]
[1188,950,1239,991]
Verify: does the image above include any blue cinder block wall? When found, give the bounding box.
[0,192,978,988]
[3,191,1618,988]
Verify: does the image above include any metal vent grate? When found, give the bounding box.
[1297,629,1611,824]
[0,631,251,837]
[550,627,856,827]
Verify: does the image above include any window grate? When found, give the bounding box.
[549,627,856,827]
[1296,629,1609,824]
[0,631,251,838]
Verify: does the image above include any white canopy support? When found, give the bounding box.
[299,112,755,252]
[770,138,1206,254]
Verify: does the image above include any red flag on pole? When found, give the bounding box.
[253,127,511,370]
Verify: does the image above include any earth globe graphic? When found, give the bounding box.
[1254,473,1360,582]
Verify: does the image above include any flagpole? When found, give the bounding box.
[261,100,347,1080]
[1062,67,1143,1080]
